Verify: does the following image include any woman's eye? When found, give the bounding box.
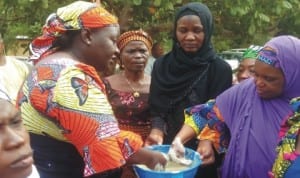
[140,49,147,53]
[264,76,276,82]
[11,117,23,127]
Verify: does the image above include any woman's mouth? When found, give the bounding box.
[10,153,33,169]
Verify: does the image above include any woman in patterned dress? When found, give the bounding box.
[18,1,166,178]
[104,29,153,178]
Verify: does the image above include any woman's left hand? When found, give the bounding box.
[196,139,215,166]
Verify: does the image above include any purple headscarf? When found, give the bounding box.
[216,36,300,178]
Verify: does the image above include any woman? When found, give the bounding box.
[18,1,166,178]
[146,2,232,177]
[235,45,262,83]
[271,97,300,178]
[0,34,31,105]
[104,29,153,142]
[170,35,300,178]
[103,29,153,178]
[0,84,39,178]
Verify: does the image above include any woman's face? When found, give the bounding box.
[0,100,33,178]
[236,59,256,82]
[176,15,204,53]
[120,41,150,72]
[254,60,285,99]
[87,25,120,72]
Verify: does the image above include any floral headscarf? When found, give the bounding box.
[30,1,118,62]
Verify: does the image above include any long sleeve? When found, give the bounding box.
[184,100,230,153]
[20,62,143,176]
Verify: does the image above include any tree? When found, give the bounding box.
[0,0,299,54]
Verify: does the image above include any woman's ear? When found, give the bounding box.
[81,28,92,46]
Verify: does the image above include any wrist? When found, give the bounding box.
[173,137,182,144]
[150,128,164,137]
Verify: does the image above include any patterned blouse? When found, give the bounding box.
[270,97,300,178]
[103,79,151,141]
[18,58,143,177]
[184,100,230,153]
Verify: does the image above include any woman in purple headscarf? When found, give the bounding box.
[168,35,300,178]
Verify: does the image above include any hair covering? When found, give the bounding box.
[117,29,153,52]
[173,2,214,56]
[149,2,218,113]
[215,35,300,178]
[30,1,118,61]
[241,45,262,61]
[257,46,280,68]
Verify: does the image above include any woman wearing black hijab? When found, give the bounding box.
[145,2,232,177]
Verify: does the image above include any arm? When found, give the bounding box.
[174,124,197,144]
[169,100,229,165]
[145,115,165,146]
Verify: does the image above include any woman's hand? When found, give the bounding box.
[168,137,192,166]
[144,128,164,146]
[127,148,167,170]
[196,139,215,166]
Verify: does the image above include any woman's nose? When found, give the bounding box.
[4,127,25,150]
[185,32,196,40]
[240,70,251,79]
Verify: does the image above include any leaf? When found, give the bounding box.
[230,8,237,16]
[41,0,48,9]
[132,0,142,6]
[258,13,270,22]
[282,1,293,9]
[153,0,161,7]
[165,2,174,10]
[248,23,256,35]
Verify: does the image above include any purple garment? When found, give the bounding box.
[216,36,300,178]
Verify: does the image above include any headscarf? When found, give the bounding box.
[215,35,300,178]
[241,45,262,61]
[117,29,153,52]
[30,1,118,62]
[149,2,216,113]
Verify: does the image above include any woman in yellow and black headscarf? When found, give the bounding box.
[18,1,166,178]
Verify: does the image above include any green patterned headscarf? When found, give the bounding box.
[241,45,263,61]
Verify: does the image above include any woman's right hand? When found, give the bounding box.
[127,148,168,170]
[144,128,164,146]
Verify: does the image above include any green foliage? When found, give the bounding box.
[0,0,299,54]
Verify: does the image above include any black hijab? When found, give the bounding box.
[149,2,216,113]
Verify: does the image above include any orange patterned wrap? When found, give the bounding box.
[30,1,118,62]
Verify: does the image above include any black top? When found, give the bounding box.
[149,55,232,144]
